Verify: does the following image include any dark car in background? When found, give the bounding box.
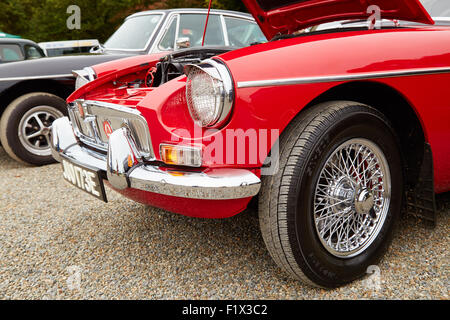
[0,8,265,166]
[0,38,46,64]
[0,54,130,165]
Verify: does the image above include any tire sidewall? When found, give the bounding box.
[292,111,403,287]
[0,93,67,165]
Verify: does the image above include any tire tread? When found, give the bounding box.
[259,101,391,287]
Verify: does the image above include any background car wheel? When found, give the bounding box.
[258,101,403,288]
[0,92,67,165]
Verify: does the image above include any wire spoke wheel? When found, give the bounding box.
[313,138,391,258]
[259,102,403,287]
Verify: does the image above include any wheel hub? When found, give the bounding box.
[328,176,355,214]
[18,106,64,157]
[355,188,375,215]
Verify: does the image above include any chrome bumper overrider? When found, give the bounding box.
[51,117,261,200]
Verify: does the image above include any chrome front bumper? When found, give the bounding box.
[50,117,261,200]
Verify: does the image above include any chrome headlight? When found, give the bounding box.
[73,67,97,90]
[185,59,234,128]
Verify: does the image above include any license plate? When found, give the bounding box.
[61,156,108,202]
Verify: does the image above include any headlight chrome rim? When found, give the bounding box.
[185,59,234,128]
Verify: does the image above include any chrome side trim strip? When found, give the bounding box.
[237,67,450,89]
[0,74,74,82]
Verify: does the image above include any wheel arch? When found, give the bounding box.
[297,80,428,190]
[0,79,73,119]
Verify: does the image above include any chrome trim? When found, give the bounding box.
[184,58,235,128]
[50,117,78,162]
[0,74,74,82]
[50,117,261,200]
[73,71,89,88]
[68,100,155,160]
[107,127,140,190]
[85,67,96,81]
[237,67,450,89]
[174,13,181,50]
[153,13,179,53]
[433,17,450,23]
[129,167,261,200]
[147,12,178,54]
[220,14,230,47]
[131,9,254,21]
[73,67,97,90]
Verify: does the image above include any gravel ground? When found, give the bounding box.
[0,146,448,300]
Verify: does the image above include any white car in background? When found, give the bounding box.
[38,39,100,57]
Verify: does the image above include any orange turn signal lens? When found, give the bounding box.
[127,155,134,168]
[161,146,179,166]
[160,144,202,168]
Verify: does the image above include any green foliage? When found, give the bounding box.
[204,0,247,12]
[0,0,247,43]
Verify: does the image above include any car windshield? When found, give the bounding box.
[104,14,163,50]
[420,0,450,18]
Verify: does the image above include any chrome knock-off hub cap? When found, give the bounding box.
[355,188,375,215]
[313,139,391,258]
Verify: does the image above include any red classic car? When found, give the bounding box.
[50,0,450,288]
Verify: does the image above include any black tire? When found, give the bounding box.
[0,92,67,165]
[259,101,403,288]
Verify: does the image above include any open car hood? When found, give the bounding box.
[242,0,434,40]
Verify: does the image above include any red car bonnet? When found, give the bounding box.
[67,52,167,103]
[242,0,434,40]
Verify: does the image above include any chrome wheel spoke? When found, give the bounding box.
[26,131,42,140]
[313,138,391,258]
[18,106,63,156]
[33,114,46,131]
[44,134,51,147]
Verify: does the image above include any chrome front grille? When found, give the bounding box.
[68,100,155,159]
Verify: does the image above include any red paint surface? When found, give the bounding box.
[105,182,252,219]
[242,0,433,40]
[71,24,450,217]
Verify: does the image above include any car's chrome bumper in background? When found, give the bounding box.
[50,117,261,200]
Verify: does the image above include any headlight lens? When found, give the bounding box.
[185,59,234,128]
